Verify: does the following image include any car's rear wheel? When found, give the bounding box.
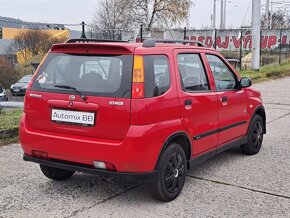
[40,165,75,181]
[149,143,187,202]
[241,114,264,155]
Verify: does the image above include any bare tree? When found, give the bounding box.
[92,0,193,37]
[39,35,67,53]
[10,30,67,62]
[92,0,133,39]
[13,30,50,60]
[126,0,193,29]
[261,10,290,29]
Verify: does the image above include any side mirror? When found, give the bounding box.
[239,77,252,88]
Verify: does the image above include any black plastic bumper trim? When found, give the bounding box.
[23,155,157,183]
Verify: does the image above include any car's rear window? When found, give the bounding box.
[0,85,3,93]
[30,53,133,98]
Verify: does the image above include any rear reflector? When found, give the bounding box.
[105,163,116,171]
[32,150,48,159]
[93,161,116,171]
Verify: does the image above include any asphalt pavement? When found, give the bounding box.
[0,77,289,218]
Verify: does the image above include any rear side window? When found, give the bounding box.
[144,55,170,97]
[178,54,209,92]
[30,53,133,98]
[0,85,3,93]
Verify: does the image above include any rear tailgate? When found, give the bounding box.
[25,43,134,140]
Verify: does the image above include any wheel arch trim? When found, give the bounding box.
[155,131,192,170]
[250,106,266,134]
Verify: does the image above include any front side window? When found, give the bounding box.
[206,54,237,91]
[178,53,209,92]
[30,53,133,98]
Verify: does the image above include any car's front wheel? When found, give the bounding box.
[40,165,75,181]
[241,114,264,155]
[149,143,187,202]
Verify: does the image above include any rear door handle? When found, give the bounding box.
[184,99,192,110]
[185,99,192,106]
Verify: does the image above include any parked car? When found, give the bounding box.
[20,39,266,202]
[0,84,8,101]
[10,75,33,96]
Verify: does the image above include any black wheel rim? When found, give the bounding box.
[164,152,185,193]
[252,121,263,150]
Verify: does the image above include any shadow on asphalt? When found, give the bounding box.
[33,147,244,204]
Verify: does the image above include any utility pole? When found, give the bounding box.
[220,0,224,29]
[266,0,270,29]
[251,0,261,70]
[224,0,227,29]
[213,0,216,30]
[270,1,273,29]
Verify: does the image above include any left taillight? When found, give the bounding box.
[132,55,145,99]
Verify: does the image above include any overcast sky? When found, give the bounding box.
[0,0,285,29]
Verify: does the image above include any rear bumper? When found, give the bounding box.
[23,154,157,183]
[20,113,164,173]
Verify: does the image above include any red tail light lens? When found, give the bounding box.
[132,83,144,99]
[105,163,116,171]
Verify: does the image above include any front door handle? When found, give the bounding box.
[220,96,228,105]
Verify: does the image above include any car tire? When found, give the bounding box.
[149,143,187,202]
[241,114,264,155]
[40,165,75,181]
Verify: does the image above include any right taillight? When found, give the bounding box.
[132,55,145,99]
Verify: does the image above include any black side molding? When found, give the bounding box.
[193,121,247,140]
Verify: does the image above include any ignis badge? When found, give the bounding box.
[109,101,124,106]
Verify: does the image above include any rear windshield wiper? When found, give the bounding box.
[54,85,87,101]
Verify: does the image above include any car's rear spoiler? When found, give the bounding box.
[51,40,136,54]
